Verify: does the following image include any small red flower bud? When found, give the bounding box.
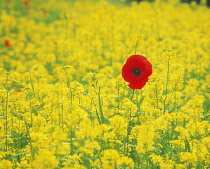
[4,40,10,47]
[23,0,30,5]
[41,8,48,14]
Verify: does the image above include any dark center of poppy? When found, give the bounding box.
[132,68,141,76]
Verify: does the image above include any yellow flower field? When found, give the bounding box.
[0,0,209,168]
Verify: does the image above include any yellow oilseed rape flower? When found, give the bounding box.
[55,65,75,83]
[78,139,100,156]
[201,136,210,164]
[136,123,156,154]
[101,149,120,169]
[174,126,190,140]
[150,154,163,164]
[31,149,59,169]
[30,64,47,80]
[159,161,175,169]
[186,120,209,136]
[50,129,67,142]
[117,156,134,168]
[153,115,171,131]
[45,53,56,64]
[129,35,145,54]
[174,164,186,169]
[101,149,134,168]
[0,160,13,169]
[109,115,128,137]
[121,98,137,117]
[29,132,50,149]
[76,119,100,140]
[202,136,210,151]
[62,164,86,169]
[16,159,32,169]
[179,152,198,163]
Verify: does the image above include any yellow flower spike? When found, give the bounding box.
[78,139,100,156]
[135,123,156,154]
[101,150,117,168]
[31,149,59,169]
[30,64,47,80]
[0,160,13,169]
[129,35,145,55]
[109,115,128,137]
[55,65,75,83]
[150,154,163,164]
[179,152,198,163]
[121,98,137,117]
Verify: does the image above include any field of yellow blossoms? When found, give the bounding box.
[0,0,210,168]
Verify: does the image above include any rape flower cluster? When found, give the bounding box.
[0,0,209,168]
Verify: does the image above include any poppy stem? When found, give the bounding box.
[136,90,141,115]
[131,89,135,101]
[135,90,138,108]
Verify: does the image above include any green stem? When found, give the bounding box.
[28,71,35,93]
[4,73,10,152]
[136,90,140,112]
[5,90,9,152]
[117,82,120,114]
[98,87,104,124]
[61,103,64,131]
[154,85,159,109]
[24,119,34,160]
[131,89,135,102]
[163,54,170,113]
[29,100,33,126]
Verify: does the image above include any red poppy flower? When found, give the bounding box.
[122,55,152,90]
[16,89,22,92]
[23,0,30,5]
[4,40,10,47]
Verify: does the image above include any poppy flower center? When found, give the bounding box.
[132,68,141,76]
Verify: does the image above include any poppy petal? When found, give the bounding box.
[122,55,152,90]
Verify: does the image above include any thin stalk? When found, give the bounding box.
[163,54,171,113]
[29,100,33,126]
[5,89,9,152]
[135,90,140,123]
[136,90,140,113]
[130,89,135,102]
[4,73,10,152]
[24,119,34,160]
[154,86,159,109]
[58,102,61,130]
[61,103,64,131]
[117,83,120,114]
[98,87,104,124]
[28,71,35,93]
[94,103,101,124]
[54,41,59,63]
[136,90,143,123]
[70,127,75,155]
